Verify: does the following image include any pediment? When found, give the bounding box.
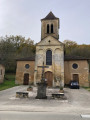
[37,36,63,46]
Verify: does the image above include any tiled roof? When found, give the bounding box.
[64,55,90,61]
[41,11,59,21]
[16,56,35,61]
[16,55,90,61]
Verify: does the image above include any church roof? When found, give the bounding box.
[16,55,90,61]
[16,56,35,61]
[37,35,63,45]
[41,11,59,21]
[64,55,90,61]
[41,35,59,41]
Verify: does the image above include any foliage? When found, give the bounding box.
[0,74,19,91]
[63,40,77,55]
[64,40,90,69]
[0,35,36,73]
[60,86,63,90]
[64,40,90,57]
[83,87,90,92]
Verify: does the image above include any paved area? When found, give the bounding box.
[0,86,90,114]
[0,111,90,120]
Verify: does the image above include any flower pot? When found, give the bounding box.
[27,87,33,91]
[59,90,64,93]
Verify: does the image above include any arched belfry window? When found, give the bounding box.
[51,24,53,33]
[47,24,49,33]
[46,50,52,65]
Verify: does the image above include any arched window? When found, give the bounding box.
[51,24,53,33]
[47,24,49,33]
[46,50,52,65]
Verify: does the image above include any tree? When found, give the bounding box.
[63,40,77,55]
[0,35,36,73]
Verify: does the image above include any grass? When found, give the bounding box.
[83,87,90,91]
[0,74,19,91]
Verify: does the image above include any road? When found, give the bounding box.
[0,111,90,120]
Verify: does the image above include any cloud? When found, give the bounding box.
[0,0,90,44]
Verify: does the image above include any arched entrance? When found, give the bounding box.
[45,71,53,87]
[23,73,29,85]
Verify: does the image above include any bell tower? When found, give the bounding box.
[41,11,60,40]
[34,12,64,87]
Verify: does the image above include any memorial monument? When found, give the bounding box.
[36,62,48,99]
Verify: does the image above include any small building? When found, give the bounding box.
[15,57,35,85]
[64,56,90,87]
[0,58,5,84]
[15,12,90,87]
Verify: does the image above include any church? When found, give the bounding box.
[15,12,90,87]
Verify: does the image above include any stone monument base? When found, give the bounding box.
[36,82,47,99]
[16,92,28,98]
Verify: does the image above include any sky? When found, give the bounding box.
[0,0,90,44]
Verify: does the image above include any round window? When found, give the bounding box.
[72,63,78,69]
[25,64,30,69]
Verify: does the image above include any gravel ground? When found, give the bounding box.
[0,85,90,114]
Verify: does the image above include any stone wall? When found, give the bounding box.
[0,64,5,84]
[15,61,35,85]
[64,60,89,87]
[34,37,64,87]
[41,19,59,40]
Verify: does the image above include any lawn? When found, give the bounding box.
[0,74,19,91]
[83,87,90,91]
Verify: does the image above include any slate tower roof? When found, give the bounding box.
[41,11,59,21]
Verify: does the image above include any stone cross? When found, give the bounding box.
[38,62,49,82]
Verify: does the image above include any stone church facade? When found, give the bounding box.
[15,12,90,87]
[34,12,64,87]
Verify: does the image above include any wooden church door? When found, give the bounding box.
[23,73,29,85]
[45,71,53,87]
[73,74,79,82]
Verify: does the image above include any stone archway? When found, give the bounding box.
[45,71,53,87]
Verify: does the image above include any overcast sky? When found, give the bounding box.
[0,0,90,44]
